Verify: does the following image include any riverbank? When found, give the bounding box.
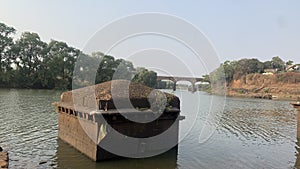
[224,72,300,101]
[0,147,8,169]
[226,92,297,101]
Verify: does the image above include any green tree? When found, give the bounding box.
[132,67,157,88]
[271,56,285,71]
[0,22,162,89]
[286,60,294,66]
[45,40,80,89]
[202,74,211,83]
[222,60,236,82]
[263,61,273,69]
[156,80,167,89]
[0,22,16,85]
[210,58,264,85]
[113,58,135,80]
[95,54,116,84]
[13,32,47,88]
[210,64,226,84]
[72,53,99,88]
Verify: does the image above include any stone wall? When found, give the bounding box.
[97,113,180,159]
[58,107,181,161]
[58,112,98,161]
[295,107,300,139]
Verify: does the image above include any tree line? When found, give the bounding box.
[0,22,157,90]
[208,56,296,85]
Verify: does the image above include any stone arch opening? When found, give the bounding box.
[156,79,175,90]
[194,81,210,92]
[176,80,193,91]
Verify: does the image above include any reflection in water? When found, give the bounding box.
[56,139,178,169]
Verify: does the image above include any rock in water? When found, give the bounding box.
[0,147,2,152]
[0,151,8,168]
[39,161,47,165]
[0,161,8,168]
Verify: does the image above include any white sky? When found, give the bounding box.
[1,0,299,76]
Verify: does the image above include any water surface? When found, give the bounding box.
[0,89,298,169]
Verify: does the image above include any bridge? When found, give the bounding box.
[157,76,205,92]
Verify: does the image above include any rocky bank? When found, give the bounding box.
[226,72,300,100]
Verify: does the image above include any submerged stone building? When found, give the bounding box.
[54,80,184,161]
[291,101,300,139]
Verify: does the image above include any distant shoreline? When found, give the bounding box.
[0,84,298,102]
[216,72,300,101]
[0,87,65,92]
[225,92,298,101]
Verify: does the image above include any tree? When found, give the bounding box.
[13,32,47,88]
[0,21,162,89]
[0,22,16,85]
[132,67,157,88]
[209,64,226,85]
[210,58,265,85]
[246,59,264,74]
[271,56,285,71]
[286,60,294,66]
[45,40,80,89]
[156,80,167,89]
[263,61,273,69]
[95,54,116,84]
[222,60,236,82]
[113,58,135,80]
[202,74,210,83]
[72,53,99,88]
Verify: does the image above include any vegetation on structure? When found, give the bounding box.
[0,22,157,90]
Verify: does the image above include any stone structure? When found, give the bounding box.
[54,80,184,161]
[291,102,300,138]
[291,101,300,168]
[157,76,204,92]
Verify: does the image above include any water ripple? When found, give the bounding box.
[218,97,297,143]
[0,89,60,169]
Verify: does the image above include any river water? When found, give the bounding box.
[0,89,298,169]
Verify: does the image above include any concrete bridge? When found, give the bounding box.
[157,76,205,92]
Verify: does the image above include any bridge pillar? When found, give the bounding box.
[173,80,177,91]
[191,82,196,93]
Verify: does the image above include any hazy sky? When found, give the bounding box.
[1,0,300,76]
